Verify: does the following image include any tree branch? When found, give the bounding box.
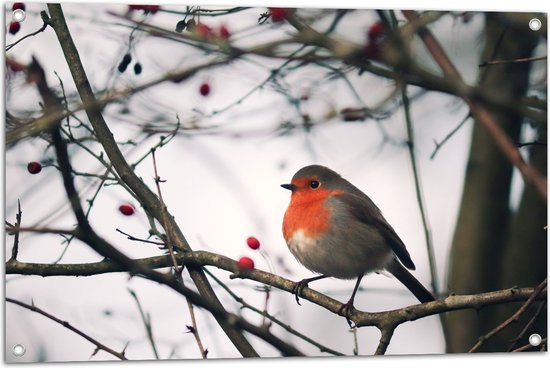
[6,250,546,334]
[401,10,547,202]
[46,3,258,357]
[468,278,547,352]
[7,298,128,360]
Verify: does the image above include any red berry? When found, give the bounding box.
[246,236,260,250]
[27,161,42,174]
[9,21,21,35]
[199,82,211,96]
[218,24,231,39]
[118,203,135,216]
[195,22,212,38]
[128,5,160,14]
[365,22,386,58]
[12,3,26,11]
[237,256,255,270]
[269,8,288,22]
[7,58,25,72]
[368,21,384,41]
[144,5,160,14]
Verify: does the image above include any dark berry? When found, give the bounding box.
[118,53,132,73]
[27,161,42,174]
[12,3,26,11]
[9,22,21,35]
[199,82,210,96]
[176,20,186,33]
[186,19,196,32]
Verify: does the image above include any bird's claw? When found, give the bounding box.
[291,280,310,306]
[338,301,356,328]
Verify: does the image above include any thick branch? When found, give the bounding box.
[46,3,258,357]
[6,251,546,331]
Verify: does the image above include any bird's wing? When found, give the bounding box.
[335,192,416,270]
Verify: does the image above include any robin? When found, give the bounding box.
[281,164,435,324]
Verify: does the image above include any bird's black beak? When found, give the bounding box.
[280,183,296,191]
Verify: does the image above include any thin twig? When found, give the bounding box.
[507,298,547,351]
[6,225,75,236]
[185,299,208,358]
[5,11,50,52]
[128,289,160,359]
[116,228,166,246]
[150,147,207,358]
[468,278,547,353]
[131,118,180,168]
[517,140,547,148]
[203,268,345,356]
[479,55,547,67]
[402,10,547,202]
[351,327,359,355]
[430,113,472,159]
[8,200,23,261]
[6,298,128,360]
[511,338,547,352]
[400,83,440,297]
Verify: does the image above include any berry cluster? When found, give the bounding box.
[8,4,25,35]
[128,5,160,14]
[117,53,142,75]
[176,19,231,40]
[236,236,262,270]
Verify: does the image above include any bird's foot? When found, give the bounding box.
[337,299,356,328]
[291,279,310,306]
[291,275,328,306]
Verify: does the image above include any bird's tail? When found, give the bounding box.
[386,258,435,303]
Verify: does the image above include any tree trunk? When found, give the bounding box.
[488,119,547,351]
[445,13,540,353]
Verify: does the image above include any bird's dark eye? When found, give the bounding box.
[309,180,320,189]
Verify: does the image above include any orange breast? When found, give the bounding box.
[282,188,340,240]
